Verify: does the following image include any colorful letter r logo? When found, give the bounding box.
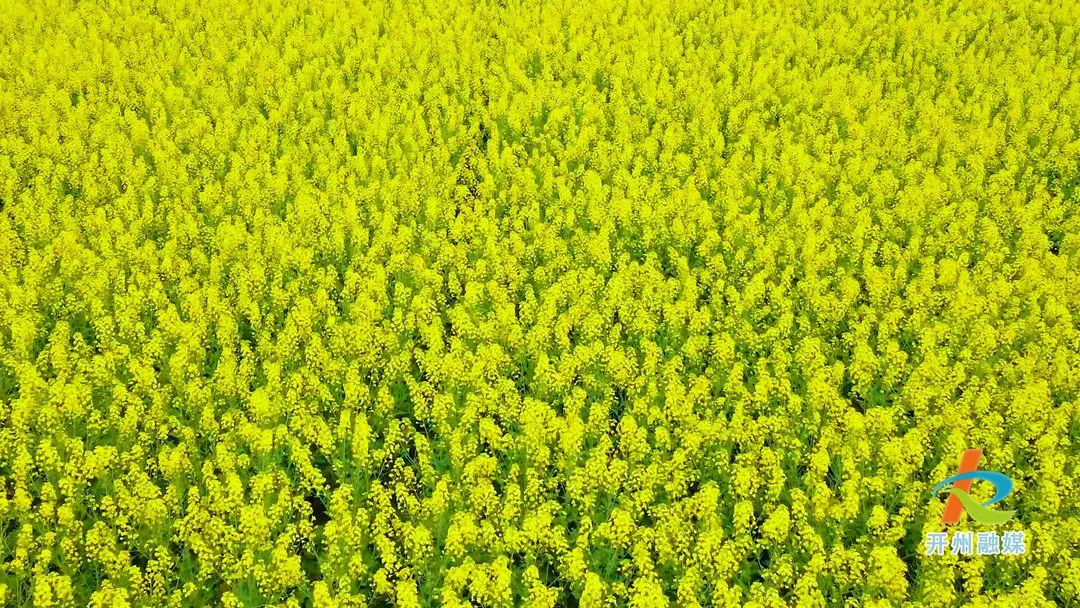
[933,448,1016,525]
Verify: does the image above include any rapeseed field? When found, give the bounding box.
[0,0,1078,606]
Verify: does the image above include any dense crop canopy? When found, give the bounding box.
[1,0,1079,606]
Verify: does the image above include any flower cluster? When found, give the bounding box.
[1,0,1078,606]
